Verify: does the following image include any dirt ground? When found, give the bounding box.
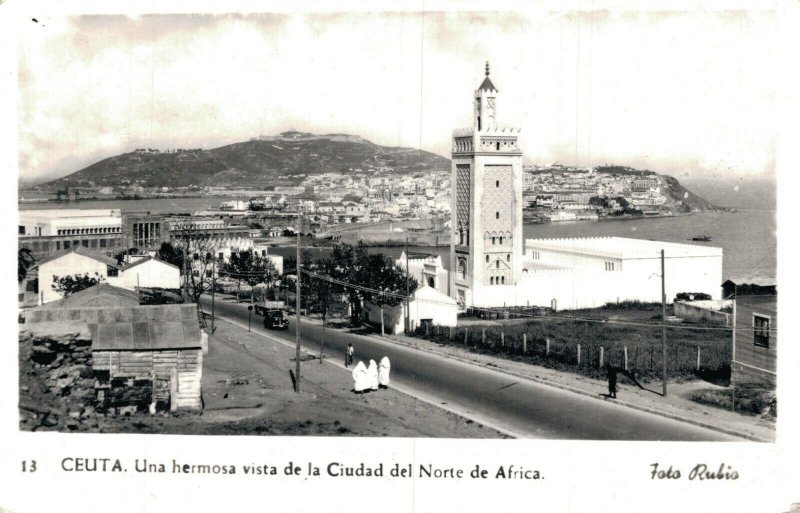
[65,318,504,437]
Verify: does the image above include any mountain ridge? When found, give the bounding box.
[36,132,450,189]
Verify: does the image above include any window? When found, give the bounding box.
[491,237,496,245]
[499,236,503,244]
[496,212,500,219]
[64,241,71,249]
[501,276,505,284]
[486,255,489,263]
[18,226,25,235]
[219,252,224,260]
[490,277,494,285]
[56,241,62,250]
[753,315,770,348]
[100,239,107,248]
[82,240,89,247]
[496,142,500,150]
[605,262,615,271]
[496,261,500,269]
[507,254,511,261]
[496,180,500,187]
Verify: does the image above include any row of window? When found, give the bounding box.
[604,262,616,271]
[489,276,506,285]
[486,254,511,264]
[57,227,121,235]
[57,239,113,250]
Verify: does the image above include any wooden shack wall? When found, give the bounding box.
[732,296,777,386]
[93,348,202,410]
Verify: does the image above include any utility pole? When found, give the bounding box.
[294,229,301,393]
[404,237,410,334]
[661,249,667,397]
[211,258,216,333]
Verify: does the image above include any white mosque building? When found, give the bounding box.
[448,64,722,310]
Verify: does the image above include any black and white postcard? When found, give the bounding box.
[1,0,797,511]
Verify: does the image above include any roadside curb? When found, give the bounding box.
[339,326,769,443]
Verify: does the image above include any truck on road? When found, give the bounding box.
[254,300,285,316]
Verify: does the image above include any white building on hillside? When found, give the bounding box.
[396,251,448,295]
[36,246,122,305]
[19,209,121,237]
[363,284,458,335]
[116,256,181,291]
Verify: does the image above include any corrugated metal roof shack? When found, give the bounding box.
[25,303,203,412]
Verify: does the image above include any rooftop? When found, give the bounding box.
[37,283,140,309]
[26,303,200,351]
[36,245,120,269]
[524,236,723,259]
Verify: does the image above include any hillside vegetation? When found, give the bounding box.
[46,133,450,189]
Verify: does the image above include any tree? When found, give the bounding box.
[301,253,336,362]
[357,254,417,336]
[327,242,369,325]
[18,247,36,282]
[219,251,279,304]
[169,220,216,303]
[52,273,104,297]
[156,242,185,270]
[324,242,416,334]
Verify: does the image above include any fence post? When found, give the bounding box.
[577,344,581,366]
[425,323,429,336]
[696,346,701,371]
[599,346,604,368]
[482,329,485,346]
[501,332,505,348]
[523,333,527,354]
[623,346,628,370]
[464,328,468,345]
[546,337,550,356]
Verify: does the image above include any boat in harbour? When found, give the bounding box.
[690,235,713,242]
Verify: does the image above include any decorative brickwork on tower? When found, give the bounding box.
[449,63,523,307]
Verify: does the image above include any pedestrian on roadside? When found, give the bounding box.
[368,359,379,391]
[347,343,354,367]
[605,363,617,398]
[378,356,391,389]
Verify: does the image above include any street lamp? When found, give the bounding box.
[247,304,253,332]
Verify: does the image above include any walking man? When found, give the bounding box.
[605,363,617,398]
[346,343,354,367]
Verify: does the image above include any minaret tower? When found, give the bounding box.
[449,62,523,308]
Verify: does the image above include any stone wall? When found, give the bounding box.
[18,321,98,431]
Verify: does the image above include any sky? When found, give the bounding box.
[16,9,779,185]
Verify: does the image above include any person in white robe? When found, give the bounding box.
[352,361,370,393]
[368,359,379,391]
[378,356,391,388]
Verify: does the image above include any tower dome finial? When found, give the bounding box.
[485,61,490,76]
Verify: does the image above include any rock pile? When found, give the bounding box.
[19,321,99,431]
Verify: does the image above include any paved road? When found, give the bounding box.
[200,297,738,441]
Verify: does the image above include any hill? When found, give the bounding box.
[40,133,450,189]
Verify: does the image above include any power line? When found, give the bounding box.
[298,268,775,334]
